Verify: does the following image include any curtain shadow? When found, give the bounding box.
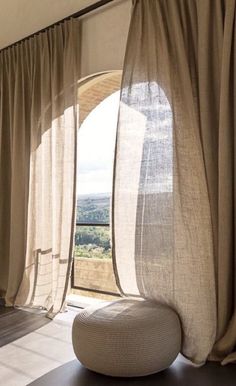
[0,306,50,347]
[28,357,236,386]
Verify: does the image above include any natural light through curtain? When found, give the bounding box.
[114,81,173,295]
[113,0,216,364]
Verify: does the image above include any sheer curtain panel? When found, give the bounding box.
[113,0,236,365]
[0,19,79,316]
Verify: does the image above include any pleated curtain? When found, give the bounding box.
[0,19,79,316]
[113,0,236,364]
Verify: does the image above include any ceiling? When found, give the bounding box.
[0,0,99,49]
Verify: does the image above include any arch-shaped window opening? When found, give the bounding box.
[72,72,121,297]
[77,90,120,200]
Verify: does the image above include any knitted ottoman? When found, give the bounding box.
[72,298,181,377]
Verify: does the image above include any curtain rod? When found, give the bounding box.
[1,0,115,52]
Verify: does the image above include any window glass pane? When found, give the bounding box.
[74,227,117,293]
[76,91,120,225]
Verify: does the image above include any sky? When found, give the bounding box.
[77,91,120,196]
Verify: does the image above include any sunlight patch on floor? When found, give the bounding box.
[0,308,79,386]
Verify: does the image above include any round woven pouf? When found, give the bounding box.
[72,298,181,377]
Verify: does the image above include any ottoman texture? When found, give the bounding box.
[72,298,181,377]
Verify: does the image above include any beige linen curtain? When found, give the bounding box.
[113,0,236,364]
[0,19,79,316]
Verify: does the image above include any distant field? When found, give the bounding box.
[76,193,110,224]
[75,193,111,259]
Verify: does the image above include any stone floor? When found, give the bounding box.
[29,354,236,386]
[1,305,236,386]
[0,307,78,386]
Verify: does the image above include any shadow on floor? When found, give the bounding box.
[0,306,50,347]
[28,357,236,386]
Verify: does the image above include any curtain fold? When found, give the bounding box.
[113,0,236,364]
[0,19,79,316]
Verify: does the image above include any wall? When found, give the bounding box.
[0,0,132,75]
[0,0,96,49]
[80,0,132,77]
[79,71,122,123]
[74,258,118,293]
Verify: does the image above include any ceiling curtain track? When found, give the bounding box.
[0,0,116,53]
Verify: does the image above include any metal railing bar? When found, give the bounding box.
[76,223,109,226]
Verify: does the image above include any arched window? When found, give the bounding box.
[71,72,121,297]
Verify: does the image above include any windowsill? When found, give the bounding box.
[66,293,105,309]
